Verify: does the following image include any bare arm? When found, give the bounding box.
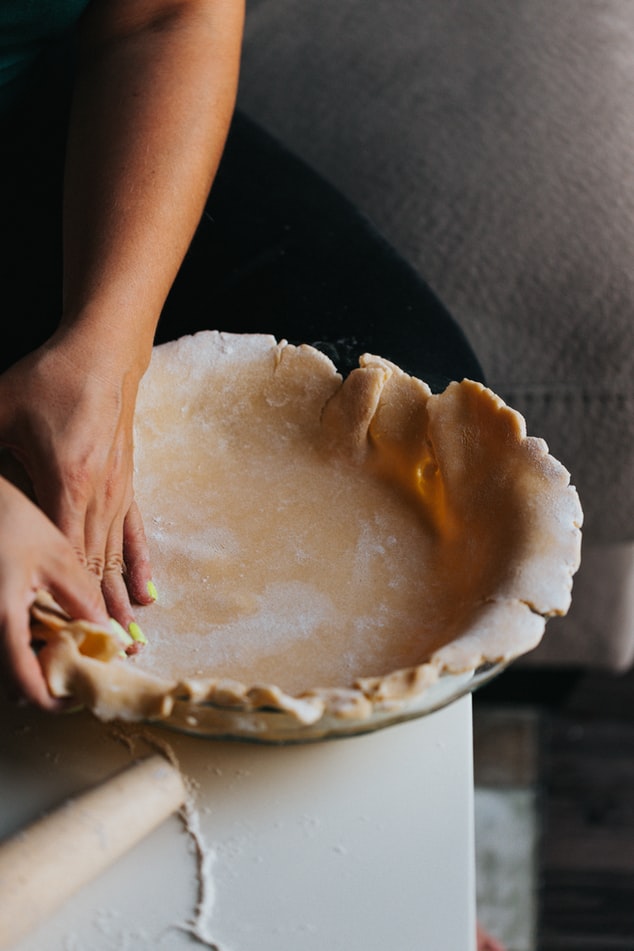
[62,0,244,367]
[0,0,244,667]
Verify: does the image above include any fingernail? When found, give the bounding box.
[128,621,147,646]
[110,618,134,648]
[147,580,158,602]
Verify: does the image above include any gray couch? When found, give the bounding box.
[238,0,634,669]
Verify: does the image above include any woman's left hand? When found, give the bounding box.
[0,327,154,630]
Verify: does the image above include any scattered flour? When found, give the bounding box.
[110,727,232,951]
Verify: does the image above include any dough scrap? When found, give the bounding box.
[26,332,582,737]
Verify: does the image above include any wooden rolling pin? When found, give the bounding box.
[0,755,186,948]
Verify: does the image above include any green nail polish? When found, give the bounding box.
[110,618,134,647]
[128,621,147,645]
[147,580,158,602]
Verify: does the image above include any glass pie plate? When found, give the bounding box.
[26,332,582,744]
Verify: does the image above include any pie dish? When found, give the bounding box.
[28,332,582,742]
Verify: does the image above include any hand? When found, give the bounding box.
[0,476,111,709]
[0,328,154,630]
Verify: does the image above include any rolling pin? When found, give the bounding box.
[0,755,186,948]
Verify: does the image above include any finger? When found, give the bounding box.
[82,484,146,649]
[101,524,135,633]
[81,465,129,584]
[0,605,62,711]
[99,512,151,654]
[45,550,110,629]
[122,500,154,605]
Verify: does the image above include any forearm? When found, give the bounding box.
[59,0,244,376]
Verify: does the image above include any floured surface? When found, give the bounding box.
[0,692,478,951]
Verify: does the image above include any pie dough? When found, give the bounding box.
[27,332,582,740]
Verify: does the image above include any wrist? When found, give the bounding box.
[54,306,155,381]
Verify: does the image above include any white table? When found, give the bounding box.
[0,694,476,951]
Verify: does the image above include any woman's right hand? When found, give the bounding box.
[0,476,110,711]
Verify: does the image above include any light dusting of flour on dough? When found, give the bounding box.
[109,727,232,951]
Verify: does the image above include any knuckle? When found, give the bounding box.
[85,555,105,579]
[104,554,126,577]
[71,545,88,568]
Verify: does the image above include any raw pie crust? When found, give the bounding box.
[29,332,582,739]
